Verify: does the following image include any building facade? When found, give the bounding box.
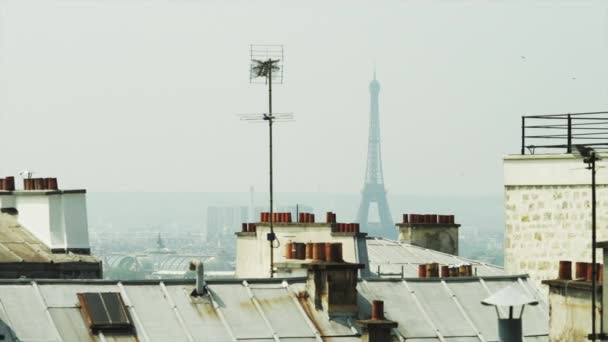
[504,153,608,290]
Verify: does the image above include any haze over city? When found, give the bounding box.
[1,1,607,198]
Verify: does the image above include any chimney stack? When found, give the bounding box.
[357,300,398,342]
[298,242,364,316]
[396,213,460,255]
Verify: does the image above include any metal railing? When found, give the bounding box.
[521,111,608,155]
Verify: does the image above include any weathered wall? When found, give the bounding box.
[504,154,608,292]
[504,184,608,290]
[397,224,459,255]
[545,282,601,342]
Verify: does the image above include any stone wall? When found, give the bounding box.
[396,223,459,255]
[543,280,601,342]
[504,184,608,291]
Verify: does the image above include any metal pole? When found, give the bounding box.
[567,114,572,154]
[268,59,275,278]
[592,154,597,340]
[521,116,525,155]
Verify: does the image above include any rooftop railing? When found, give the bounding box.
[521,111,608,155]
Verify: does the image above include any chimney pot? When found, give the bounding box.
[241,223,247,233]
[305,242,314,260]
[441,265,450,278]
[458,265,468,277]
[402,214,408,223]
[371,300,384,320]
[0,178,4,191]
[425,263,439,278]
[45,178,58,190]
[418,264,427,278]
[558,260,572,280]
[324,243,343,262]
[4,177,14,191]
[295,243,306,260]
[312,242,325,261]
[33,178,45,190]
[586,262,601,282]
[575,262,587,279]
[285,241,294,259]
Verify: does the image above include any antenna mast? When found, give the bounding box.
[243,44,291,278]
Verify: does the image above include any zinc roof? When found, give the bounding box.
[0,274,547,341]
[367,237,505,277]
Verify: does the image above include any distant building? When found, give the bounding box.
[102,233,217,280]
[206,206,249,238]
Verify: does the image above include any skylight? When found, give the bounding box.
[77,292,132,331]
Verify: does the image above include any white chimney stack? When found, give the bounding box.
[0,188,91,254]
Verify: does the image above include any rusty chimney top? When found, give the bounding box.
[357,299,398,342]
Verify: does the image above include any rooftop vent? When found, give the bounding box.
[189,260,207,296]
[77,292,133,332]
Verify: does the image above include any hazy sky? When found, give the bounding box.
[0,0,607,196]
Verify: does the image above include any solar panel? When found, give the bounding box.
[77,292,132,331]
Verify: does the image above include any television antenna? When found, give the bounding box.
[240,44,293,278]
[18,170,34,179]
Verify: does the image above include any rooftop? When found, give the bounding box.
[0,275,547,341]
[367,237,504,278]
[0,214,97,264]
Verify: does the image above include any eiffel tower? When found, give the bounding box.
[356,71,395,238]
